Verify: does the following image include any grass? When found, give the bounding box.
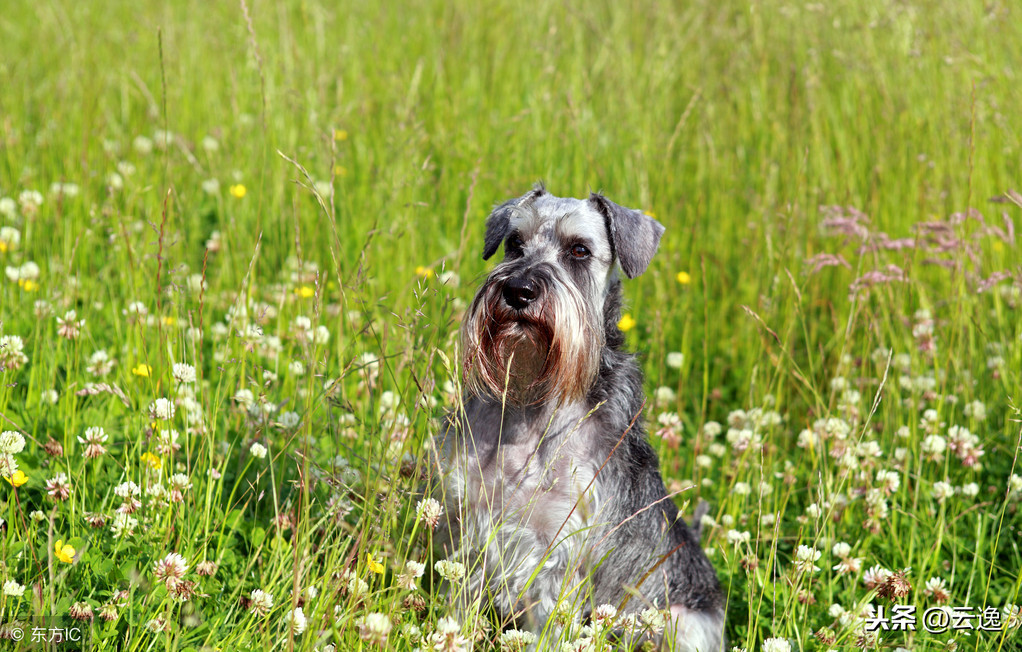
[1,0,1021,649]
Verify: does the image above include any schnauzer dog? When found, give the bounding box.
[436,184,725,650]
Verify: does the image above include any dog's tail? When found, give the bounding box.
[690,500,711,539]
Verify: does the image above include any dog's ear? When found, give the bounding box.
[589,193,665,278]
[482,183,546,260]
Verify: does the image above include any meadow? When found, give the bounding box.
[1,0,1021,650]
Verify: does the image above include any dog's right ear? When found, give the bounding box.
[482,183,546,260]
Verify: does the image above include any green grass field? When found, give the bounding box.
[1,0,1021,650]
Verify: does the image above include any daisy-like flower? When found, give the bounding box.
[78,426,109,458]
[416,498,444,530]
[46,473,71,501]
[248,589,274,616]
[153,553,189,589]
[56,310,84,339]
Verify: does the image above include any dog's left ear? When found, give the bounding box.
[482,184,546,260]
[589,193,666,278]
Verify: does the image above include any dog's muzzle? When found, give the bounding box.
[501,276,541,311]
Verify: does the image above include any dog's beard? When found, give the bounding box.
[462,276,603,406]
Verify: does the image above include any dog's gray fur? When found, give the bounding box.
[436,184,725,650]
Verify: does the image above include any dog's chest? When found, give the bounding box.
[448,403,603,547]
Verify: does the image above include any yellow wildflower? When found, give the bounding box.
[17,279,39,292]
[618,314,636,332]
[367,553,384,575]
[141,452,162,470]
[415,266,434,279]
[229,184,247,199]
[334,129,348,142]
[676,271,692,286]
[5,470,28,487]
[333,165,348,177]
[132,364,152,378]
[295,285,315,299]
[162,316,176,327]
[643,210,657,218]
[993,241,1005,253]
[55,539,75,564]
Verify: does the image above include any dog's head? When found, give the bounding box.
[461,183,665,405]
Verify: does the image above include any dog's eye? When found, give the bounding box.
[570,244,590,259]
[508,234,524,250]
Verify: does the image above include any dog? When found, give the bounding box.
[435,184,725,650]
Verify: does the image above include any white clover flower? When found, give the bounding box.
[0,197,16,218]
[234,388,255,409]
[794,545,822,573]
[358,612,391,644]
[279,411,300,429]
[0,431,26,455]
[250,442,268,459]
[932,481,954,503]
[153,553,189,588]
[286,606,307,635]
[40,389,58,404]
[113,481,141,498]
[832,542,852,558]
[921,434,946,458]
[434,559,466,581]
[964,400,987,421]
[110,512,138,538]
[763,638,791,652]
[172,363,196,384]
[312,325,330,345]
[249,589,274,616]
[0,226,20,250]
[726,530,751,545]
[498,629,537,651]
[150,398,175,420]
[666,352,684,369]
[653,386,676,405]
[960,482,979,498]
[2,580,25,597]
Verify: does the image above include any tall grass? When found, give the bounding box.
[0,0,1020,649]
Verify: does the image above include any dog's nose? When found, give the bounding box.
[502,277,539,310]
